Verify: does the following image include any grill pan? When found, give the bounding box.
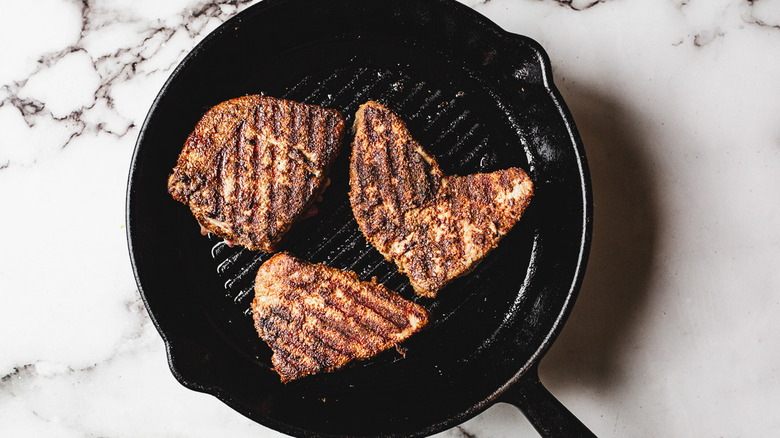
[126,0,594,436]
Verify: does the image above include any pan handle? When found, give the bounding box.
[500,366,597,437]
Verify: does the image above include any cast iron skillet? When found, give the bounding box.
[126,0,595,436]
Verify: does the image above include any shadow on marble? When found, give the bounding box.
[434,402,537,438]
[539,81,660,389]
[431,82,662,437]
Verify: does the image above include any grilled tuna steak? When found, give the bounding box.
[252,253,429,383]
[168,95,345,252]
[350,101,533,297]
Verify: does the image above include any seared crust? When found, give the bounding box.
[168,95,345,252]
[350,101,533,297]
[252,253,429,383]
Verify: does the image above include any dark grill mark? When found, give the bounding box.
[312,294,387,344]
[252,254,428,382]
[263,307,343,369]
[230,120,245,235]
[350,101,532,297]
[168,95,345,252]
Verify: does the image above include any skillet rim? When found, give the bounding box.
[126,0,593,436]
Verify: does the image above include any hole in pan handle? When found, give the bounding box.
[501,366,597,437]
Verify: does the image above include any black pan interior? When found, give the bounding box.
[127,1,589,437]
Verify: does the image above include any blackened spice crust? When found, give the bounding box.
[252,253,429,383]
[168,95,345,252]
[349,101,533,297]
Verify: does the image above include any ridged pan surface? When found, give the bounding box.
[210,66,532,365]
[127,0,590,437]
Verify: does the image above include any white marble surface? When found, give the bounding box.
[2,0,779,436]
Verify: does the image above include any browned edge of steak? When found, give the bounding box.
[168,95,345,252]
[252,252,429,382]
[349,101,533,297]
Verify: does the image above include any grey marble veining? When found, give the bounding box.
[0,0,254,169]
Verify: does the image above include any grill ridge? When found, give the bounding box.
[440,120,481,158]
[318,67,372,107]
[216,246,249,275]
[395,82,428,113]
[305,218,359,261]
[421,94,465,135]
[234,285,254,306]
[224,253,266,290]
[408,89,443,122]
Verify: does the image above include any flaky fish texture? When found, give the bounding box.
[168,95,345,252]
[252,253,429,383]
[349,101,533,297]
